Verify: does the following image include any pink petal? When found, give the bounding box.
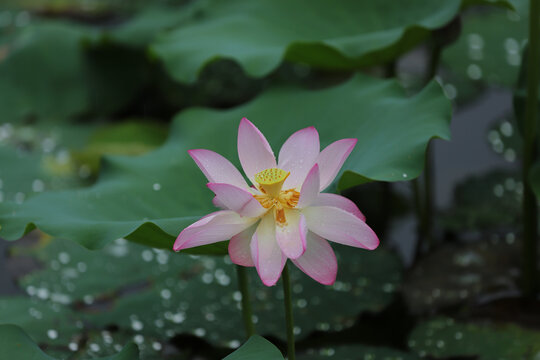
[229,225,257,267]
[251,213,286,286]
[207,183,266,218]
[188,149,249,189]
[276,210,307,259]
[311,193,365,221]
[212,195,227,209]
[292,232,337,285]
[317,138,357,191]
[174,210,257,251]
[297,164,320,208]
[302,206,379,250]
[238,118,276,184]
[278,127,320,190]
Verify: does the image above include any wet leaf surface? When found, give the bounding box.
[409,317,540,359]
[0,75,451,253]
[3,235,402,353]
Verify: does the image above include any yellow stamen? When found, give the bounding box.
[255,168,290,197]
[253,168,300,226]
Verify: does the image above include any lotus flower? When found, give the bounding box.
[174,118,379,286]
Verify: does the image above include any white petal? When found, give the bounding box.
[276,210,307,259]
[302,206,378,250]
[251,213,286,286]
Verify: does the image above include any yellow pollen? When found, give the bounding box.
[253,168,299,226]
[255,168,289,197]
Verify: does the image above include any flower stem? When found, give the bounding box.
[235,265,255,338]
[282,264,295,360]
[522,0,540,299]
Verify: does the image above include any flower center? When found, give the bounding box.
[254,168,300,225]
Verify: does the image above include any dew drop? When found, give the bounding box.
[32,179,45,192]
[160,289,171,300]
[47,329,58,340]
[467,64,483,80]
[153,183,161,191]
[131,319,144,331]
[194,328,206,337]
[133,334,144,344]
[14,192,25,204]
[58,252,70,264]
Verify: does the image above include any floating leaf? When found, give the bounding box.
[441,169,521,232]
[0,324,139,360]
[409,317,540,359]
[11,236,402,346]
[224,336,284,360]
[299,345,419,360]
[71,121,168,175]
[0,21,92,123]
[403,238,520,314]
[0,75,451,251]
[441,0,527,102]
[151,0,510,83]
[101,4,207,48]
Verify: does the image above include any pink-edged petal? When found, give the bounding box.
[276,210,307,259]
[229,225,257,267]
[311,193,365,221]
[302,206,379,250]
[188,149,249,189]
[212,195,227,209]
[251,213,286,286]
[297,164,320,208]
[278,126,320,189]
[238,118,276,184]
[292,232,337,285]
[317,138,357,191]
[174,210,257,251]
[207,183,266,218]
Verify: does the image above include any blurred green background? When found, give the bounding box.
[0,0,539,359]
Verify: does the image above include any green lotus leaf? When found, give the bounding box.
[151,0,511,83]
[0,75,451,252]
[224,336,284,360]
[409,317,540,359]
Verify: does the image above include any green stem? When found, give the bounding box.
[422,144,434,251]
[415,41,442,256]
[235,265,255,337]
[282,264,295,360]
[412,178,424,259]
[522,0,540,299]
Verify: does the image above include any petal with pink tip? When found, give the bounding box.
[174,210,257,251]
[229,225,257,267]
[302,206,379,250]
[188,149,249,189]
[212,195,227,209]
[317,138,357,191]
[207,183,266,218]
[292,232,337,285]
[311,193,365,221]
[276,210,307,259]
[278,127,320,189]
[251,213,286,286]
[297,164,320,208]
[238,118,276,183]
